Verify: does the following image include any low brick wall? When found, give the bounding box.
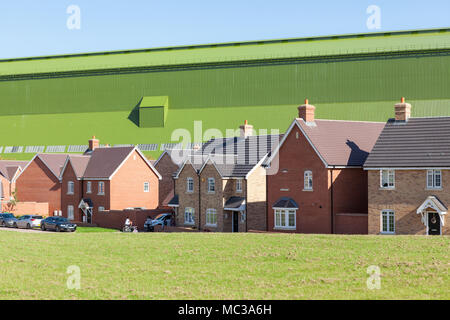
[94,208,173,231]
[153,225,199,232]
[2,202,49,217]
[335,213,368,234]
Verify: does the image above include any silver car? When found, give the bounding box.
[15,215,44,229]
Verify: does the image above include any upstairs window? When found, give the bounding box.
[304,171,313,191]
[427,170,442,189]
[380,170,395,189]
[98,182,105,195]
[86,181,92,194]
[67,181,74,195]
[236,179,243,193]
[187,178,194,193]
[208,178,215,193]
[144,182,150,193]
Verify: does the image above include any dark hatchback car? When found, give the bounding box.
[0,213,18,228]
[41,217,77,232]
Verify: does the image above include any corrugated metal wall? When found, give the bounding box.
[0,53,449,117]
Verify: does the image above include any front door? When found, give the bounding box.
[428,212,441,235]
[232,212,239,233]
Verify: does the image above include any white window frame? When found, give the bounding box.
[274,209,297,230]
[427,170,442,189]
[184,207,195,225]
[236,179,243,193]
[380,210,395,234]
[98,206,105,212]
[86,181,92,194]
[67,181,74,195]
[98,182,105,195]
[67,205,74,221]
[207,178,215,193]
[205,208,217,227]
[304,170,313,191]
[187,177,194,193]
[144,182,150,193]
[380,170,395,189]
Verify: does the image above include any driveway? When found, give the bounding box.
[0,227,48,234]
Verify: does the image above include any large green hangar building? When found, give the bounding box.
[0,28,449,159]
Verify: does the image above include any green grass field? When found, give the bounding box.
[0,230,448,300]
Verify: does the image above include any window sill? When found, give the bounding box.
[184,222,195,226]
[379,187,395,191]
[205,224,217,228]
[274,226,296,231]
[186,191,194,194]
[98,193,105,196]
[207,192,215,194]
[67,193,74,196]
[303,189,313,192]
[380,232,395,235]
[426,187,442,191]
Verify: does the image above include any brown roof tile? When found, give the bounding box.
[37,154,69,177]
[0,161,28,181]
[67,155,91,178]
[297,119,385,166]
[83,147,135,179]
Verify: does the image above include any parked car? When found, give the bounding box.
[0,213,18,228]
[144,213,173,232]
[41,217,77,232]
[16,215,44,229]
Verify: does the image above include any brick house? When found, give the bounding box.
[0,161,28,211]
[266,101,384,234]
[77,145,161,224]
[15,154,69,215]
[60,155,91,222]
[154,151,179,207]
[364,99,450,235]
[169,121,280,232]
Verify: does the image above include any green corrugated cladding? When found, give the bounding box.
[138,96,169,127]
[0,54,449,117]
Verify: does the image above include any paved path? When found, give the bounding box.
[0,227,48,234]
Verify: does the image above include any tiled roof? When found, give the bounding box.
[68,155,91,178]
[83,147,135,179]
[297,119,385,166]
[224,197,245,209]
[0,161,28,181]
[272,197,299,209]
[38,154,70,177]
[365,117,450,168]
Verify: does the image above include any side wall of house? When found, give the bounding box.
[155,154,179,207]
[110,150,159,210]
[247,166,267,231]
[199,164,224,232]
[368,169,450,235]
[15,157,61,215]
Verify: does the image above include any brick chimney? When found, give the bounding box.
[240,120,254,138]
[298,99,316,123]
[89,136,100,151]
[395,97,411,122]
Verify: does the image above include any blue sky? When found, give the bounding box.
[0,0,448,59]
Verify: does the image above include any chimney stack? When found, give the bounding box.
[239,120,254,138]
[89,136,100,151]
[298,98,316,123]
[395,97,411,122]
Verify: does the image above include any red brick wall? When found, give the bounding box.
[267,124,332,234]
[15,157,61,216]
[61,162,83,221]
[4,202,49,216]
[334,213,368,234]
[331,168,368,214]
[82,180,110,216]
[95,209,172,230]
[154,153,178,206]
[109,150,159,210]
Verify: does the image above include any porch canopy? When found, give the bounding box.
[416,196,447,226]
[78,198,93,217]
[272,197,298,209]
[224,197,246,211]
